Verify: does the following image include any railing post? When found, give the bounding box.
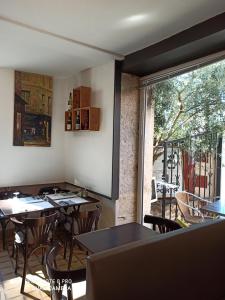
[162,142,168,218]
[216,134,222,198]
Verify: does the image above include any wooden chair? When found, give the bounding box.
[175,191,214,224]
[0,191,31,250]
[46,243,86,300]
[38,186,69,195]
[57,205,101,269]
[10,212,58,293]
[144,215,182,233]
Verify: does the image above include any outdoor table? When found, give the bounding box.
[200,200,225,217]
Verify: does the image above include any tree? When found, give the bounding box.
[152,60,225,162]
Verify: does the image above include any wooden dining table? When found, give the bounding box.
[74,222,158,254]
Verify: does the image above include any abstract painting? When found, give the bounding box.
[13,71,53,146]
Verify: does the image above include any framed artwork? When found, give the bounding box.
[13,71,53,146]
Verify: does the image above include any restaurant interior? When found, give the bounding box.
[1,1,225,299]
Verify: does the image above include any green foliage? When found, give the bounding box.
[153,60,225,149]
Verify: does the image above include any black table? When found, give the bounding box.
[75,222,158,254]
[200,200,225,217]
[0,194,98,218]
[0,193,98,251]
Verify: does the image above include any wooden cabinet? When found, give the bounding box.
[65,86,100,132]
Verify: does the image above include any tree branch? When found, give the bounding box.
[167,110,202,139]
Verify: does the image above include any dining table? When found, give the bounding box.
[74,222,158,254]
[0,191,99,250]
[0,192,98,218]
[200,199,225,217]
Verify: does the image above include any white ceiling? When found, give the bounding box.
[0,0,225,77]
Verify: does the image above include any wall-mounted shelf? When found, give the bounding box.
[65,86,100,132]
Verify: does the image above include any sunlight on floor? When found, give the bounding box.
[0,243,87,300]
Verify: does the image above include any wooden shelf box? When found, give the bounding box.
[73,86,91,109]
[65,86,100,132]
[72,107,100,131]
[81,107,100,131]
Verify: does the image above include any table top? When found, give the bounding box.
[200,200,225,217]
[156,181,179,189]
[75,222,158,254]
[0,194,98,218]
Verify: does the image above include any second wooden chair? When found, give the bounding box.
[57,205,101,269]
[144,215,182,233]
[46,243,86,300]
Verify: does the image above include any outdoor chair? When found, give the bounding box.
[144,215,182,233]
[175,191,214,224]
[46,243,86,300]
[56,205,101,269]
[10,212,58,293]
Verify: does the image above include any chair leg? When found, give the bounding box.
[51,283,63,300]
[15,246,19,274]
[63,241,67,259]
[68,241,73,270]
[67,283,73,300]
[11,243,15,258]
[20,255,28,293]
[41,248,45,265]
[1,221,7,250]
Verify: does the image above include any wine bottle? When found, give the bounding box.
[66,113,72,130]
[76,111,80,130]
[68,92,72,111]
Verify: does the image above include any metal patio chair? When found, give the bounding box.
[175,191,214,224]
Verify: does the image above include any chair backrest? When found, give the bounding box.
[38,186,61,195]
[0,191,31,200]
[46,244,86,300]
[71,206,102,235]
[23,213,57,252]
[144,215,181,233]
[175,191,192,218]
[0,191,14,199]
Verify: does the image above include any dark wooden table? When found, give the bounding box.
[200,200,225,217]
[74,222,158,254]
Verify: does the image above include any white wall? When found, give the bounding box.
[64,61,115,197]
[0,63,116,228]
[0,68,65,186]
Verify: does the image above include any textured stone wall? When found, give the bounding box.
[115,73,140,225]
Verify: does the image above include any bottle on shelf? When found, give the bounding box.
[68,92,72,111]
[76,111,80,130]
[66,113,72,130]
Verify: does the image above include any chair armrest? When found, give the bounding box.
[176,199,205,220]
[183,191,212,204]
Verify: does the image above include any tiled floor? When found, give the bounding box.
[0,235,87,300]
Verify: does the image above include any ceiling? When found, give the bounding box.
[0,0,225,77]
